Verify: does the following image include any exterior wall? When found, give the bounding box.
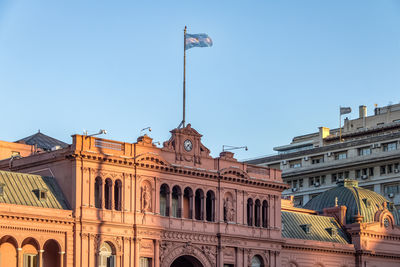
[1,127,400,267]
[0,140,35,160]
[0,129,287,267]
[281,240,355,267]
[0,203,73,267]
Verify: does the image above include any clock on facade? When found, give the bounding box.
[183,139,193,152]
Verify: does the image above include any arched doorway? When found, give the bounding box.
[171,255,203,267]
[43,239,61,267]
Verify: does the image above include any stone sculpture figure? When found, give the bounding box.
[142,184,151,211]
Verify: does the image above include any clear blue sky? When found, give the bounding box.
[1,0,400,160]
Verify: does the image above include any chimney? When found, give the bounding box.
[359,105,367,118]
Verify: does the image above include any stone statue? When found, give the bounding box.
[224,198,235,222]
[142,184,151,212]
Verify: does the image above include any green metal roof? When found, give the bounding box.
[0,170,70,210]
[304,180,400,225]
[282,211,350,244]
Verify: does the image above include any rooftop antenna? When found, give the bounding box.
[222,145,248,152]
[140,127,151,136]
[85,129,107,137]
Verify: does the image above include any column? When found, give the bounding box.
[17,248,23,267]
[38,249,44,267]
[59,251,65,267]
[154,240,159,267]
[189,194,193,219]
[134,238,140,267]
[202,196,205,221]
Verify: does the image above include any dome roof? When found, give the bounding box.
[304,180,400,225]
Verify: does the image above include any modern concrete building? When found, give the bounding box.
[246,103,400,211]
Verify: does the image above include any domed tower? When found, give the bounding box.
[304,179,400,225]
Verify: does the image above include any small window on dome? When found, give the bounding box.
[383,217,390,228]
[0,183,4,196]
[362,198,371,207]
[33,189,48,201]
[300,224,311,234]
[325,227,337,237]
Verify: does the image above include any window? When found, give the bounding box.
[99,242,115,267]
[172,186,182,218]
[388,164,393,174]
[355,170,361,179]
[95,177,103,208]
[104,179,113,210]
[23,254,37,267]
[195,189,204,220]
[292,180,298,189]
[331,174,337,183]
[383,142,397,152]
[140,257,152,267]
[300,224,311,234]
[299,179,303,187]
[114,180,122,211]
[183,187,193,219]
[262,200,268,227]
[254,199,261,227]
[160,184,170,216]
[247,198,253,226]
[289,160,301,168]
[335,151,347,160]
[309,177,314,186]
[34,189,47,201]
[251,255,264,267]
[358,147,371,156]
[40,191,47,200]
[369,167,374,177]
[380,165,387,175]
[0,183,4,196]
[311,155,324,164]
[384,184,399,194]
[206,190,215,222]
[293,196,303,207]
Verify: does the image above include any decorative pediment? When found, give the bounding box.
[162,124,211,165]
[220,167,250,179]
[136,153,170,167]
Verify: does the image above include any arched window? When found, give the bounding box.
[255,199,261,227]
[98,242,115,267]
[172,186,182,218]
[104,179,113,210]
[95,177,103,209]
[206,190,215,222]
[195,189,204,220]
[183,187,193,219]
[251,255,264,267]
[247,198,253,226]
[262,200,268,228]
[160,184,170,216]
[114,179,122,211]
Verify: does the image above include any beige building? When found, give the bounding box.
[247,103,400,211]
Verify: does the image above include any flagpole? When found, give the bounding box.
[182,26,187,128]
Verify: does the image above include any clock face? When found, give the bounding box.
[183,139,193,152]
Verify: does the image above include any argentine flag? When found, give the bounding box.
[185,33,213,50]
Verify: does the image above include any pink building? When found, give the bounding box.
[0,125,399,267]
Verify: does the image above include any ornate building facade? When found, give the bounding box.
[0,124,400,267]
